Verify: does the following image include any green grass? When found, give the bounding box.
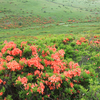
[0,0,100,40]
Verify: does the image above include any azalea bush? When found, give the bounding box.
[0,39,98,100]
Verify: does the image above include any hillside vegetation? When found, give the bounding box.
[0,0,100,100]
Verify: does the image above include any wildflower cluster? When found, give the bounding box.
[76,37,89,45]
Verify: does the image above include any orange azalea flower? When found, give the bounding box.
[63,39,67,43]
[80,37,85,41]
[56,83,61,89]
[58,49,65,57]
[19,58,27,65]
[24,85,29,90]
[34,70,41,76]
[47,45,56,52]
[51,53,60,61]
[75,49,78,51]
[90,40,93,44]
[75,68,81,76]
[45,73,49,77]
[27,72,33,76]
[64,71,71,78]
[69,61,74,69]
[31,83,35,88]
[94,36,97,38]
[6,60,21,71]
[70,89,73,92]
[0,79,3,84]
[26,92,29,95]
[30,89,33,93]
[3,81,6,85]
[42,97,44,100]
[53,83,55,86]
[30,46,37,55]
[37,88,41,93]
[13,83,15,86]
[21,41,27,48]
[27,57,44,70]
[70,82,74,88]
[3,40,7,44]
[38,48,41,52]
[1,41,16,54]
[44,59,51,67]
[85,69,90,74]
[48,75,61,83]
[21,72,24,74]
[47,94,50,97]
[73,63,79,68]
[17,76,22,81]
[0,92,3,96]
[7,50,12,55]
[0,52,2,57]
[21,77,28,84]
[39,83,45,94]
[6,55,14,61]
[65,78,69,82]
[73,80,77,83]
[94,41,99,44]
[76,40,81,45]
[11,48,22,57]
[49,86,54,90]
[77,90,80,93]
[66,38,70,41]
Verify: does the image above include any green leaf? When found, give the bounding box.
[16,80,22,85]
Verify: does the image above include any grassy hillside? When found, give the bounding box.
[0,0,100,21]
[0,0,100,41]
